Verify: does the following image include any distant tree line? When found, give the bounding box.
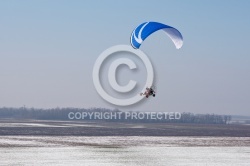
[0,107,231,124]
[179,112,231,124]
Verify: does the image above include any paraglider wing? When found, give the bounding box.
[130,21,183,49]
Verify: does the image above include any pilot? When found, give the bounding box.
[150,88,154,95]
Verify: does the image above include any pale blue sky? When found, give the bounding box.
[0,0,250,115]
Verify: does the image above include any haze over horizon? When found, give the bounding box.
[1,0,250,116]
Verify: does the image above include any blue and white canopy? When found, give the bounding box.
[130,21,183,49]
